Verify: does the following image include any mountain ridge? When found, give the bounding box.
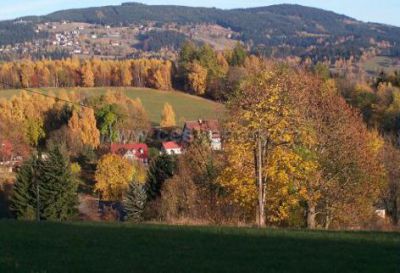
[2,3,400,60]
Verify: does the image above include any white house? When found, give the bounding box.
[161,141,182,155]
[182,119,222,151]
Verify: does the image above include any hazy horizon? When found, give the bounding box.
[1,0,400,27]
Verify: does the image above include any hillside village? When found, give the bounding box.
[1,118,222,165]
[0,19,237,60]
[0,115,222,218]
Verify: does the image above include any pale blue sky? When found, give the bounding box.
[1,0,399,26]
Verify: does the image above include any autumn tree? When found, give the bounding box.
[160,103,176,128]
[81,61,95,88]
[68,107,100,151]
[120,61,133,87]
[219,66,306,227]
[186,62,208,95]
[161,132,224,222]
[95,154,135,201]
[381,141,400,225]
[294,72,385,229]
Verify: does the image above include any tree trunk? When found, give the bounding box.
[256,137,266,227]
[307,202,316,229]
[324,210,331,230]
[393,198,398,225]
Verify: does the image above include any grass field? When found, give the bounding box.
[0,221,399,273]
[363,56,400,75]
[0,87,224,125]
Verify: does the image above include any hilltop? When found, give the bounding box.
[2,3,400,61]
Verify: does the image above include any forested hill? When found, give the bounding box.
[8,3,400,60]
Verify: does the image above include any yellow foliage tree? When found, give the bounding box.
[81,61,95,88]
[95,154,135,201]
[68,107,100,149]
[120,61,133,86]
[187,62,208,95]
[218,67,310,226]
[160,102,176,128]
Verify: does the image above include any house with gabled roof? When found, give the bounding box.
[161,141,182,155]
[110,143,149,164]
[182,119,222,151]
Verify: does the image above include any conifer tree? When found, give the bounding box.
[10,155,41,220]
[146,154,176,199]
[123,182,147,223]
[40,145,79,221]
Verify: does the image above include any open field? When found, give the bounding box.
[0,221,399,273]
[363,56,400,75]
[0,87,224,125]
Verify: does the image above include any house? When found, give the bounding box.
[182,119,222,150]
[110,143,148,164]
[0,141,23,171]
[375,209,386,219]
[161,141,182,155]
[0,141,13,161]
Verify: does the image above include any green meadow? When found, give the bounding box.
[0,87,224,125]
[0,221,399,273]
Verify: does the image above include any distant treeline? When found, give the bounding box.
[0,58,173,91]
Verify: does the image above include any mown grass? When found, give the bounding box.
[0,87,224,125]
[0,220,399,273]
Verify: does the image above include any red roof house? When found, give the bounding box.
[110,143,149,164]
[182,119,222,150]
[161,141,182,155]
[0,141,13,160]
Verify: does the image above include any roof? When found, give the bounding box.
[162,141,181,150]
[184,120,220,132]
[110,143,148,160]
[184,120,221,140]
[0,141,13,157]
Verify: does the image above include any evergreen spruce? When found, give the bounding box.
[10,156,41,220]
[123,182,147,223]
[146,154,176,199]
[40,145,79,221]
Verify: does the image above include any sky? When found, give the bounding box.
[0,0,399,26]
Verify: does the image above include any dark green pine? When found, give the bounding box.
[124,182,147,223]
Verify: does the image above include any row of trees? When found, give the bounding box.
[0,58,173,90]
[0,43,249,101]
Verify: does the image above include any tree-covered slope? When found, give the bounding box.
[9,3,400,59]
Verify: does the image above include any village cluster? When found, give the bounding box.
[0,119,221,173]
[0,19,236,60]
